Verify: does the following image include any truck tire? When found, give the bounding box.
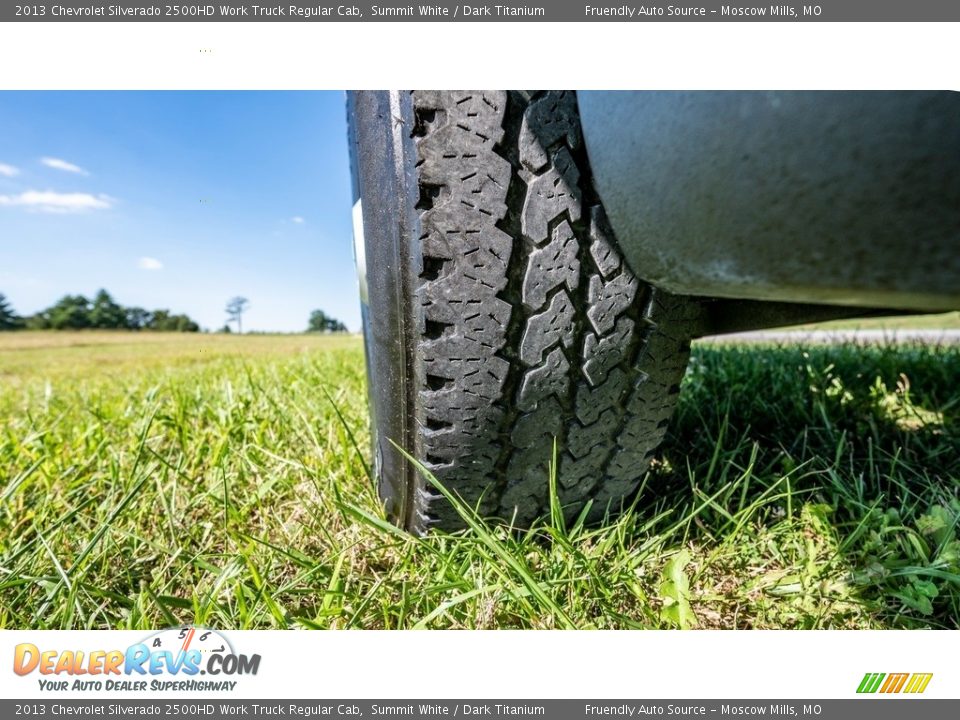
[349,90,699,533]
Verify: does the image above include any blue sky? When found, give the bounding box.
[0,91,359,333]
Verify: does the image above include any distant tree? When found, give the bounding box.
[308,309,348,333]
[170,314,200,332]
[149,309,171,330]
[47,295,92,330]
[217,324,232,334]
[145,309,197,332]
[308,309,329,332]
[25,313,51,330]
[125,307,152,330]
[226,297,249,334]
[89,289,129,329]
[0,293,24,331]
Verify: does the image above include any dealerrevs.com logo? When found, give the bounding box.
[13,627,260,692]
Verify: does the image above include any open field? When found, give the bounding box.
[1,331,958,629]
[794,310,960,331]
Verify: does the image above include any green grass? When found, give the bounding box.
[1,331,958,629]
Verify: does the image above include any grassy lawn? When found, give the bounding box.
[1,331,958,629]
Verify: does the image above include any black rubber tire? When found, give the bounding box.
[348,91,699,533]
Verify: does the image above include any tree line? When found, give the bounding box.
[308,309,348,333]
[0,291,349,334]
[0,290,200,332]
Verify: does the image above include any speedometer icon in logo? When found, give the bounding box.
[143,627,234,664]
[133,625,260,677]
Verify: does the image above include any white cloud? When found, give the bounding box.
[0,190,114,213]
[138,257,164,271]
[41,157,89,176]
[291,216,305,224]
[0,163,18,177]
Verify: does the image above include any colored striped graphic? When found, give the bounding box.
[903,673,935,694]
[857,672,933,694]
